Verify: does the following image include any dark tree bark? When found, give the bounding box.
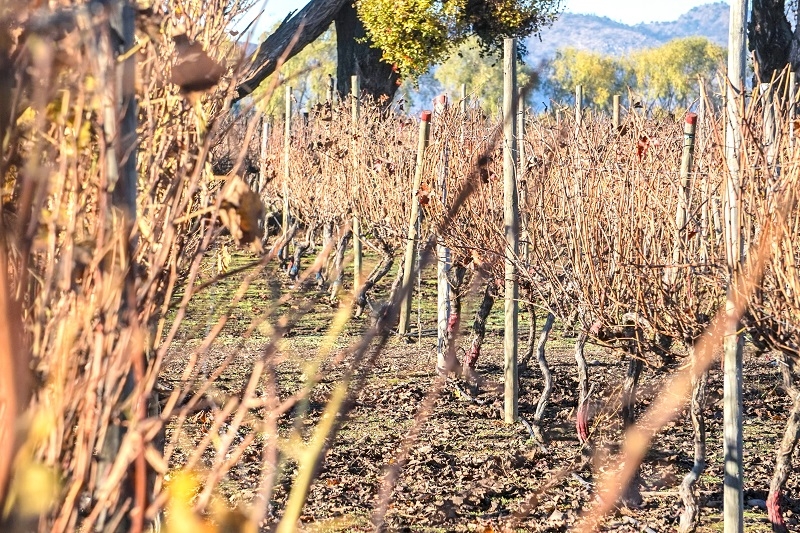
[318,219,334,287]
[333,1,399,100]
[519,298,537,369]
[236,0,348,99]
[236,0,399,102]
[749,1,800,81]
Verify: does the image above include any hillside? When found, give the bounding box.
[525,2,729,64]
[636,2,729,45]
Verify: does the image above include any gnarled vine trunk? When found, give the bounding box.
[767,351,800,532]
[354,241,394,317]
[574,330,590,443]
[679,345,709,533]
[328,225,352,302]
[463,278,497,374]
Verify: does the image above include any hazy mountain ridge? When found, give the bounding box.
[525,2,729,64]
[635,3,729,45]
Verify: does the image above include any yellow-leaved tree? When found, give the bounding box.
[356,0,559,78]
[547,47,630,110]
[545,37,725,111]
[631,37,725,108]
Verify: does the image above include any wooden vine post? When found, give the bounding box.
[790,72,796,154]
[433,94,451,371]
[503,38,519,423]
[282,85,292,260]
[97,1,142,529]
[398,112,432,335]
[326,74,335,105]
[351,75,362,290]
[761,82,778,175]
[517,87,528,264]
[723,0,746,531]
[665,112,697,287]
[573,84,584,282]
[612,94,621,131]
[259,116,274,197]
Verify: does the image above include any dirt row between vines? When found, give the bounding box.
[162,254,799,532]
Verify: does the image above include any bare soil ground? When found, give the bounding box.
[161,252,800,532]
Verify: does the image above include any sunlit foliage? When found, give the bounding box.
[356,0,559,77]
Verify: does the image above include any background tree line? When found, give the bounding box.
[250,27,535,117]
[546,36,726,111]
[252,31,725,115]
[241,0,800,113]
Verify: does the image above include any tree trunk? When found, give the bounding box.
[333,1,400,101]
[749,1,796,81]
[318,219,334,288]
[621,357,643,429]
[533,313,555,420]
[236,0,399,102]
[519,299,537,369]
[236,0,349,99]
[532,312,555,444]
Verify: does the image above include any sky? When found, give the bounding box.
[563,0,729,25]
[240,0,731,33]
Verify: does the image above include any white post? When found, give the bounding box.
[724,1,746,532]
[351,75,362,291]
[433,94,451,371]
[503,38,519,424]
[326,74,334,104]
[517,88,528,264]
[790,72,796,154]
[761,82,778,178]
[282,85,292,260]
[575,84,583,133]
[258,116,271,194]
